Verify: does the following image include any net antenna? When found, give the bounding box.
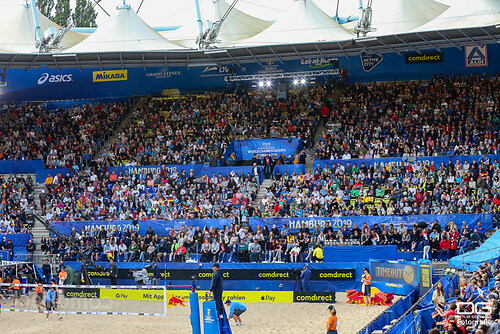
[33,0,110,53]
[354,0,376,38]
[197,0,239,50]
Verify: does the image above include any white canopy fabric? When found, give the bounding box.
[66,4,183,53]
[370,0,449,36]
[239,0,353,46]
[416,0,500,32]
[0,2,86,53]
[163,0,271,49]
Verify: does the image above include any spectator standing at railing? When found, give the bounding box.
[26,239,35,261]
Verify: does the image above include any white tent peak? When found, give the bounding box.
[65,3,183,53]
[369,0,449,36]
[415,0,500,32]
[0,2,86,53]
[239,0,353,46]
[163,0,271,49]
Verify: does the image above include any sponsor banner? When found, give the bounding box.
[171,290,293,303]
[93,70,128,82]
[405,52,443,64]
[37,73,73,85]
[249,213,493,234]
[226,138,303,161]
[370,259,419,286]
[419,262,432,296]
[314,154,500,170]
[64,288,100,299]
[100,288,164,301]
[85,268,355,281]
[106,164,263,184]
[465,45,488,67]
[203,301,220,332]
[361,54,383,72]
[51,219,229,237]
[145,68,181,79]
[293,291,336,303]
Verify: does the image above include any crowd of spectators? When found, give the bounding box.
[0,174,36,234]
[0,101,127,168]
[429,262,500,334]
[97,90,320,167]
[316,74,500,161]
[42,167,259,222]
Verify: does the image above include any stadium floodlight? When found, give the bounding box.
[266,81,271,87]
[293,79,298,85]
[258,81,264,88]
[300,79,306,85]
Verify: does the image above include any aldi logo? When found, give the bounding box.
[465,45,488,67]
[93,70,128,82]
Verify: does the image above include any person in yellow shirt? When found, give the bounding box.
[361,268,372,306]
[312,243,324,262]
[45,174,53,185]
[11,276,26,307]
[326,305,338,334]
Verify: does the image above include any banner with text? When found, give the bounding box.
[227,138,303,161]
[370,259,419,296]
[249,213,492,233]
[106,164,263,184]
[51,219,230,236]
[314,154,500,170]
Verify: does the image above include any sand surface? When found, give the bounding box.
[0,293,399,334]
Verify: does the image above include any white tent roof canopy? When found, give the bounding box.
[369,0,449,36]
[65,3,183,53]
[0,2,86,53]
[238,0,353,46]
[163,0,272,49]
[416,0,500,32]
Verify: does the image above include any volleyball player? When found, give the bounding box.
[35,280,44,311]
[45,286,62,320]
[11,276,25,307]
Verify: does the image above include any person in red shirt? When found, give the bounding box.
[440,236,450,261]
[320,105,330,125]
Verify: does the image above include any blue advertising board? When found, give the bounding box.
[203,301,221,334]
[249,214,492,234]
[314,154,500,170]
[273,164,306,177]
[106,164,263,184]
[226,138,303,161]
[370,259,419,295]
[0,160,44,174]
[50,219,230,236]
[36,168,73,183]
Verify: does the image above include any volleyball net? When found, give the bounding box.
[0,282,198,317]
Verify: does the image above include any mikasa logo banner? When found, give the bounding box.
[93,70,128,82]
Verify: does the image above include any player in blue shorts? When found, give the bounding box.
[45,287,62,320]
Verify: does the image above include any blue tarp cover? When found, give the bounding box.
[449,229,500,271]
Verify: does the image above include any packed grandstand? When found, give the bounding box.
[1,0,500,333]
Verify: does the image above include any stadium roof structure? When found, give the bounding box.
[370,0,449,36]
[163,0,272,48]
[0,2,86,53]
[1,24,498,71]
[238,0,353,46]
[65,3,183,53]
[416,0,500,32]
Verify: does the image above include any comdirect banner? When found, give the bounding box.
[86,268,355,281]
[50,219,230,236]
[64,288,101,299]
[293,291,336,303]
[226,138,303,161]
[249,213,493,233]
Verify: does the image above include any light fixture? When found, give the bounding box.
[258,81,264,88]
[293,79,298,85]
[53,53,77,58]
[265,81,271,87]
[203,49,228,55]
[300,79,306,85]
[355,37,378,43]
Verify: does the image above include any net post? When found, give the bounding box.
[190,292,201,334]
[163,286,167,316]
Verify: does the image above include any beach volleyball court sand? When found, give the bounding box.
[0,292,399,334]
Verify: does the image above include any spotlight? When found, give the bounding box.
[300,79,306,85]
[258,81,264,88]
[265,81,271,87]
[293,79,298,85]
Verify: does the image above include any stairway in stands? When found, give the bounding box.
[305,86,345,173]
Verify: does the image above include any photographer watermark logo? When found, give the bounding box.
[456,302,494,326]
